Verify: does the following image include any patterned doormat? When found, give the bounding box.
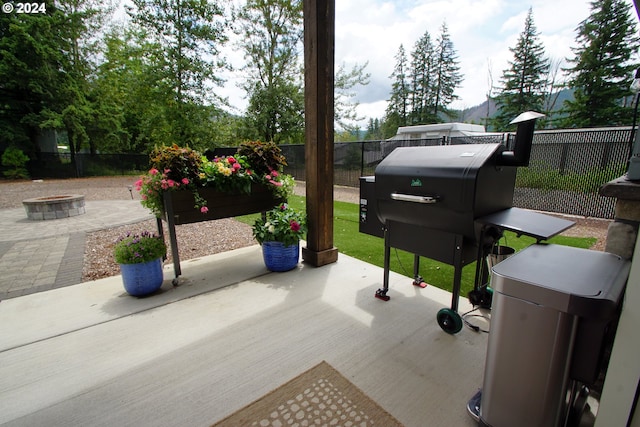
[212,361,404,426]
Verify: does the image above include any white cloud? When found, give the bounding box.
[217,0,632,129]
[330,0,599,126]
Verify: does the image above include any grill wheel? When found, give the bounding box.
[437,308,463,334]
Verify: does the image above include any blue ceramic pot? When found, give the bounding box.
[262,241,300,272]
[119,258,164,296]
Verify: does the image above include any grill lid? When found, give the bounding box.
[374,143,516,237]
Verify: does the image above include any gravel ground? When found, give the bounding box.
[0,176,610,282]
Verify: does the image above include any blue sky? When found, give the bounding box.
[217,0,636,128]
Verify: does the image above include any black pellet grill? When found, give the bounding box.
[359,112,575,334]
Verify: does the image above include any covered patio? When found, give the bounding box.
[0,245,486,426]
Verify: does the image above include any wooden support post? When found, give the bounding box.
[302,0,338,267]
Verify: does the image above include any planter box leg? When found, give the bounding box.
[163,191,181,282]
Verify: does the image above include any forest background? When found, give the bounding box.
[0,0,639,163]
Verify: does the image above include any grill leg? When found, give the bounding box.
[375,224,391,301]
[413,254,427,288]
[451,235,463,313]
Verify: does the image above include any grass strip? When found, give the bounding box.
[237,195,597,296]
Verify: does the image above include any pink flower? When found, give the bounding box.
[149,168,159,175]
[164,168,171,174]
[228,156,236,164]
[182,178,190,185]
[233,163,241,171]
[134,179,143,191]
[271,170,279,177]
[265,175,271,180]
[270,180,283,187]
[167,179,176,188]
[200,206,209,213]
[290,220,300,232]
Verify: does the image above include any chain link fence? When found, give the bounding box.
[279,127,632,220]
[15,127,631,219]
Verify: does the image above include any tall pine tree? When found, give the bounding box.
[385,44,410,131]
[127,0,228,146]
[432,23,462,120]
[409,30,435,124]
[562,0,639,128]
[493,8,549,131]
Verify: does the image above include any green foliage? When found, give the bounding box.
[335,62,371,131]
[236,0,304,143]
[562,0,640,128]
[1,147,30,179]
[113,231,166,264]
[493,8,550,131]
[515,161,627,193]
[386,23,462,128]
[252,203,306,247]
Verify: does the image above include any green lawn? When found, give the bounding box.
[238,195,596,296]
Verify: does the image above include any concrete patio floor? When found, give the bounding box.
[0,245,487,426]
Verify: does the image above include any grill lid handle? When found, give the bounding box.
[391,193,439,204]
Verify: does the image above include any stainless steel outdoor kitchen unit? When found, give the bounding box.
[359,111,575,334]
[472,243,630,427]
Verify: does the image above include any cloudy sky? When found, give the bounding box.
[218,0,636,128]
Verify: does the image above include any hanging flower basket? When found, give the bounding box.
[262,241,300,272]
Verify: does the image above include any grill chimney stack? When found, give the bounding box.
[499,111,545,167]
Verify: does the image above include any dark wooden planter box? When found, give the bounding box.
[158,184,283,282]
[163,184,282,225]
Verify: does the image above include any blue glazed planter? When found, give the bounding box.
[119,258,164,296]
[262,241,300,272]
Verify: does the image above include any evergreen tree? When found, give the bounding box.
[236,0,304,144]
[493,8,549,131]
[127,0,228,146]
[335,62,371,133]
[0,0,112,160]
[562,0,639,128]
[409,30,436,124]
[432,23,463,120]
[386,44,410,129]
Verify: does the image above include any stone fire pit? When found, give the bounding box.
[22,195,86,220]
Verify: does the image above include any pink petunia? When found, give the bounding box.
[149,168,159,175]
[233,163,241,170]
[200,206,209,213]
[290,220,300,232]
[265,175,271,180]
[271,170,279,177]
[228,156,236,164]
[181,178,189,185]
